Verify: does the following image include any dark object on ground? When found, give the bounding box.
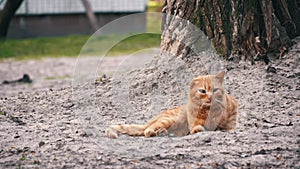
[2,74,32,84]
[266,66,277,74]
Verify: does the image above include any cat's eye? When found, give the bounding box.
[213,88,219,92]
[198,89,206,94]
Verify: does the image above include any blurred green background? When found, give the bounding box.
[0,0,164,60]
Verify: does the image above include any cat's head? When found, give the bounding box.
[189,71,225,108]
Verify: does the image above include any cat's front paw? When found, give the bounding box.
[144,128,168,138]
[156,128,168,137]
[190,125,205,134]
[105,127,118,139]
[144,128,157,138]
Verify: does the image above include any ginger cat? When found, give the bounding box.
[106,71,238,138]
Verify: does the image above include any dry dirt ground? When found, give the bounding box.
[0,40,299,168]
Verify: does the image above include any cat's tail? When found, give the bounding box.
[105,124,148,138]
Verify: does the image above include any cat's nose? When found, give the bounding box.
[207,97,212,103]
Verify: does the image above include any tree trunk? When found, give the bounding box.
[160,0,300,62]
[81,0,99,33]
[0,0,23,40]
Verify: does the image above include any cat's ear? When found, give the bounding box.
[215,71,225,83]
[190,78,199,89]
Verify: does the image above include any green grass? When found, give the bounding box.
[0,35,89,60]
[107,33,161,55]
[0,33,161,60]
[147,1,164,12]
[80,33,161,56]
[0,11,163,61]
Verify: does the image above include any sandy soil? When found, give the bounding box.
[0,40,299,168]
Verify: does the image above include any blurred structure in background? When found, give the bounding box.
[148,0,164,12]
[7,0,148,39]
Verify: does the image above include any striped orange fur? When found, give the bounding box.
[105,71,238,138]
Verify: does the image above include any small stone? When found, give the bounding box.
[33,160,40,165]
[23,147,30,152]
[276,154,282,160]
[39,141,45,147]
[287,121,293,126]
[62,102,74,109]
[204,137,212,143]
[79,131,89,137]
[254,149,267,155]
[266,66,277,74]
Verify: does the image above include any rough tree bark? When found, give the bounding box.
[160,0,300,63]
[0,0,23,40]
